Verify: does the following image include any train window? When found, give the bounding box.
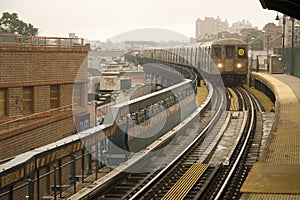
[213,47,221,59]
[238,47,247,58]
[225,46,234,59]
[73,83,84,107]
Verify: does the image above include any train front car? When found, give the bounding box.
[211,38,248,85]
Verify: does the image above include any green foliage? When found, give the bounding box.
[240,29,264,50]
[0,12,38,36]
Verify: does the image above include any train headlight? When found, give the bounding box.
[236,63,242,68]
[217,63,223,69]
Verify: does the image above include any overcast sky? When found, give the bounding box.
[1,0,278,41]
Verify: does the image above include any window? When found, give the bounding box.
[213,47,221,59]
[50,85,59,108]
[23,87,33,114]
[0,89,6,116]
[73,83,84,107]
[225,46,234,59]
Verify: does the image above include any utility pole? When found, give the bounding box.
[291,18,295,48]
[291,18,295,75]
[266,34,270,72]
[277,14,286,48]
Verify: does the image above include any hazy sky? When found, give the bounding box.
[1,0,278,41]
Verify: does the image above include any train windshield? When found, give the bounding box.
[225,46,234,59]
[212,47,221,59]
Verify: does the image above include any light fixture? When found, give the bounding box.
[236,63,242,68]
[217,63,223,69]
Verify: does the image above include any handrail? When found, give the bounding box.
[0,34,85,49]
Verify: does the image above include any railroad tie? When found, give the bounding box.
[162,164,208,200]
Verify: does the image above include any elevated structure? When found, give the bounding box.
[259,0,300,21]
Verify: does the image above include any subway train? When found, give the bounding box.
[210,38,248,84]
[140,38,248,85]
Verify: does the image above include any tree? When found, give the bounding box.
[240,28,264,50]
[0,12,38,36]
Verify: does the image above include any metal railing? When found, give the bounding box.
[0,34,85,49]
[0,147,108,200]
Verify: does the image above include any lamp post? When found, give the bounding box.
[282,15,286,48]
[262,30,270,70]
[266,34,270,72]
[291,18,295,48]
[276,14,295,48]
[295,24,300,47]
[291,17,295,75]
[276,13,286,48]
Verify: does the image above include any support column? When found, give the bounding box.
[27,172,34,200]
[70,154,76,186]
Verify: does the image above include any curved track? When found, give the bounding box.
[101,86,262,200]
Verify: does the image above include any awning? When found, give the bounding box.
[259,0,300,20]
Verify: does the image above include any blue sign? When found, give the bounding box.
[76,113,90,132]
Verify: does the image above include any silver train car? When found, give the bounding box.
[140,38,248,85]
[210,38,248,84]
[105,80,197,161]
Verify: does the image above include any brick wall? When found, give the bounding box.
[0,49,88,88]
[0,114,75,160]
[0,47,88,160]
[34,85,50,112]
[60,84,74,107]
[7,87,23,116]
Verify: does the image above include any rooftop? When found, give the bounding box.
[0,34,88,51]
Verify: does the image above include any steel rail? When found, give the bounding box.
[129,84,224,200]
[214,87,255,200]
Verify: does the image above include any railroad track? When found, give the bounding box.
[200,87,257,199]
[85,85,225,200]
[95,107,213,200]
[127,87,262,200]
[75,85,265,200]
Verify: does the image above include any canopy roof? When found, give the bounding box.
[259,0,300,20]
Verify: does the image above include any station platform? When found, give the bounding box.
[241,73,300,199]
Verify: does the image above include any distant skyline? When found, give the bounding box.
[1,0,279,41]
[109,28,189,42]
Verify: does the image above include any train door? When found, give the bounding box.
[225,45,235,72]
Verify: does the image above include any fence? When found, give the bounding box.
[274,47,300,77]
[0,140,108,200]
[0,34,85,49]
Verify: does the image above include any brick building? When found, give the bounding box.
[195,17,229,39]
[0,34,89,160]
[263,23,282,49]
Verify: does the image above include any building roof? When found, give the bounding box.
[212,38,247,46]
